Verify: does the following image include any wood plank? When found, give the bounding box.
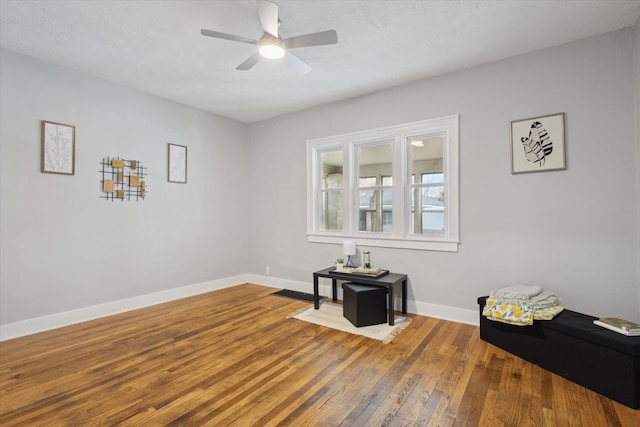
[1,284,639,425]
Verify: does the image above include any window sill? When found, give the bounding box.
[307,234,459,252]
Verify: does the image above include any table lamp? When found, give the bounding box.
[343,240,357,267]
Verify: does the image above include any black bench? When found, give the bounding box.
[477,296,640,409]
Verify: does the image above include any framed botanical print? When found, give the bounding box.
[41,120,75,175]
[511,113,565,174]
[168,143,187,183]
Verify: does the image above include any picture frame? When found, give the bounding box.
[41,120,75,175]
[168,143,187,183]
[511,113,565,174]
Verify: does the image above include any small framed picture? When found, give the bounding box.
[168,143,187,183]
[41,120,75,175]
[511,113,565,174]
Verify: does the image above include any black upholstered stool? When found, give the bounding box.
[342,283,387,327]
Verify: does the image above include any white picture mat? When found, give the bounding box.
[168,143,187,183]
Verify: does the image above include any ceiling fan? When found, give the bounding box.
[200,0,338,73]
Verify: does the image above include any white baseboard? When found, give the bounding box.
[0,275,247,341]
[248,274,479,326]
[1,273,478,341]
[412,300,479,326]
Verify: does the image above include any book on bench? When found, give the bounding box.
[593,317,640,336]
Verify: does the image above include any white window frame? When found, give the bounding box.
[306,115,459,252]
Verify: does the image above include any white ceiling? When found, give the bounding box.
[1,0,639,124]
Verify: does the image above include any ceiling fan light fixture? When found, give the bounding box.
[259,42,285,59]
[200,0,337,71]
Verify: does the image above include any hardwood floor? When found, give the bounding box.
[1,283,638,426]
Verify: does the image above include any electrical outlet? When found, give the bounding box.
[265,266,270,276]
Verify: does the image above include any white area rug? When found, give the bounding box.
[288,302,412,344]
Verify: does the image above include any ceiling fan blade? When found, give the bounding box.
[257,0,279,38]
[236,52,262,71]
[201,29,257,45]
[283,30,338,50]
[284,51,312,74]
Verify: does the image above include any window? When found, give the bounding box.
[357,141,393,233]
[408,133,445,236]
[307,115,459,252]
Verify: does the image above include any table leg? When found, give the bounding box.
[313,274,320,309]
[388,285,395,326]
[332,279,337,302]
[402,279,407,314]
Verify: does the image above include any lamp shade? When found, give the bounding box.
[343,240,356,256]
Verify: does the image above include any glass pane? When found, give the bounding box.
[320,190,342,231]
[358,189,392,233]
[358,189,376,232]
[382,211,393,232]
[359,176,376,187]
[410,190,418,233]
[382,188,393,209]
[421,173,443,184]
[423,185,444,234]
[422,211,444,233]
[410,134,443,178]
[358,189,375,211]
[382,188,393,232]
[423,185,444,203]
[382,175,392,186]
[320,149,343,189]
[358,143,393,180]
[410,186,444,235]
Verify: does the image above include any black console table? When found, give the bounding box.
[313,267,408,325]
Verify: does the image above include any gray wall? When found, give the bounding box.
[247,29,640,321]
[1,27,639,329]
[635,19,640,317]
[0,49,249,324]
